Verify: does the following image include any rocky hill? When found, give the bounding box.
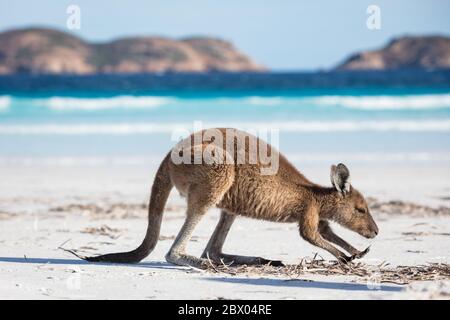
[336,36,450,71]
[0,27,265,74]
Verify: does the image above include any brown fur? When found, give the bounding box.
[84,128,378,267]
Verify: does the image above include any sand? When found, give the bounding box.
[0,163,449,299]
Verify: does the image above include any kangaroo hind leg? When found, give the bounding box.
[164,206,207,268]
[202,210,284,267]
[166,170,233,268]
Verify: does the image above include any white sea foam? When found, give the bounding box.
[1,120,450,135]
[310,94,450,110]
[244,96,284,106]
[7,93,450,111]
[35,95,174,111]
[195,93,450,109]
[0,96,11,111]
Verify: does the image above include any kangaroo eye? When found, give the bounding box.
[356,207,366,214]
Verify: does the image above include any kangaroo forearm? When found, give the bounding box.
[321,230,358,255]
[318,221,358,255]
[302,232,346,259]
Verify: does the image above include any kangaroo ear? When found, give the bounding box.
[330,163,351,195]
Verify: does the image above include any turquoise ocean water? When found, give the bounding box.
[1,73,450,167]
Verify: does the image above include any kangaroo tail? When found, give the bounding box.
[84,153,173,263]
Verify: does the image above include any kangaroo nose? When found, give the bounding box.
[367,230,378,239]
[372,220,379,236]
[373,226,379,236]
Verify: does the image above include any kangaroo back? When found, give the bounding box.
[85,153,173,263]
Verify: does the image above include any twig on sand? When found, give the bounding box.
[205,253,219,273]
[58,247,89,260]
[57,238,71,250]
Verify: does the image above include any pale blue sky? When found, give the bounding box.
[0,0,449,70]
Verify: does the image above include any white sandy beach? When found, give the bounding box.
[0,163,449,299]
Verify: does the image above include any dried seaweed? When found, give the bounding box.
[49,202,186,219]
[205,256,450,285]
[51,203,147,219]
[367,198,450,217]
[80,225,123,239]
[45,198,450,220]
[0,211,17,220]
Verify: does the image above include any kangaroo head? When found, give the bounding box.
[328,163,379,239]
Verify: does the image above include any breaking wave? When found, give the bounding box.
[194,93,450,109]
[310,94,450,110]
[34,95,174,111]
[243,96,284,106]
[0,96,11,111]
[4,93,450,111]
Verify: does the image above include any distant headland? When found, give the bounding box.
[336,35,450,71]
[0,27,265,74]
[0,27,449,74]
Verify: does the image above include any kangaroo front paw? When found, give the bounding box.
[351,246,370,260]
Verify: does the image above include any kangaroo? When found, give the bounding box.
[81,128,378,268]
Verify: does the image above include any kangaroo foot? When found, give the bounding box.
[165,252,209,269]
[203,252,284,267]
[337,246,370,264]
